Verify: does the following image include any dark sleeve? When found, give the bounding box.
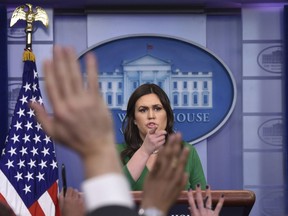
[87,205,138,216]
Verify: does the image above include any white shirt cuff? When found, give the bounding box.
[81,173,134,212]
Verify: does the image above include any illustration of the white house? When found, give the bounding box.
[262,49,282,64]
[98,54,213,109]
[8,54,213,111]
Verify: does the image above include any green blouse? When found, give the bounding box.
[117,142,207,191]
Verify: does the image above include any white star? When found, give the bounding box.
[23,184,31,194]
[30,96,37,103]
[30,147,38,156]
[25,172,34,182]
[35,122,42,131]
[36,172,45,182]
[13,121,22,131]
[44,135,51,144]
[33,134,41,144]
[24,121,33,131]
[17,108,25,118]
[28,159,36,169]
[11,134,19,143]
[1,148,5,156]
[19,95,28,104]
[22,134,30,143]
[41,147,50,157]
[39,160,47,169]
[23,82,31,92]
[5,159,14,169]
[34,70,38,78]
[8,147,17,156]
[50,160,58,170]
[20,146,28,156]
[27,109,35,118]
[32,83,37,91]
[38,97,43,105]
[17,159,25,169]
[14,172,23,181]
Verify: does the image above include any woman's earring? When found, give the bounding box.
[134,120,137,125]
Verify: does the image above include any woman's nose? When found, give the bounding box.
[148,110,155,119]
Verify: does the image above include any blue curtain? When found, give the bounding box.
[284,5,288,212]
[0,5,8,154]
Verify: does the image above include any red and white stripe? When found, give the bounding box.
[0,170,60,216]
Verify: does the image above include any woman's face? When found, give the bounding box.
[134,93,167,140]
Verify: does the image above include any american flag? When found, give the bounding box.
[0,50,60,215]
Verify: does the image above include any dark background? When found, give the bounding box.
[2,0,287,11]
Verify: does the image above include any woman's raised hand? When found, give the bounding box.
[140,127,167,155]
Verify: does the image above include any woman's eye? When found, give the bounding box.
[154,107,162,111]
[139,109,146,113]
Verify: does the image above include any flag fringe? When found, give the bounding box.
[22,49,35,62]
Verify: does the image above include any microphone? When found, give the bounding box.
[61,163,67,197]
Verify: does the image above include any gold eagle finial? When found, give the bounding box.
[10,4,49,50]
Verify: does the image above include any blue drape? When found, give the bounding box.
[284,5,288,212]
[0,5,8,154]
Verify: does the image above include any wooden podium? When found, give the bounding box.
[132,190,256,216]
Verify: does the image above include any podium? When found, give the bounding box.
[132,190,256,216]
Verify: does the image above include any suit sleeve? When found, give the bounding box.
[82,174,135,214]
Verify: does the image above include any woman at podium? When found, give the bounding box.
[117,83,206,191]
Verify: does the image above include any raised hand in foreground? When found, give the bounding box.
[59,187,85,216]
[140,133,189,215]
[187,184,225,216]
[31,46,121,178]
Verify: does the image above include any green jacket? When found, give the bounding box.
[117,142,207,191]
